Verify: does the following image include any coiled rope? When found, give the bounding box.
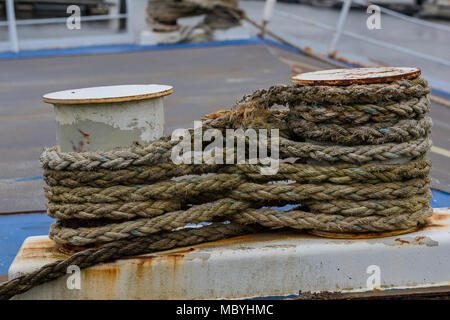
[0,76,432,299]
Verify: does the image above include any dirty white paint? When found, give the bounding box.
[9,209,450,300]
[54,98,164,143]
[44,85,173,152]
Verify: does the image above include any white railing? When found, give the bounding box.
[262,0,450,68]
[354,0,450,32]
[0,0,135,53]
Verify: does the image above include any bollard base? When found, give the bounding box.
[8,209,450,300]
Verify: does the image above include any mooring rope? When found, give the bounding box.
[43,156,430,188]
[44,176,430,204]
[241,78,429,105]
[0,223,260,300]
[0,77,433,300]
[289,96,430,124]
[41,136,432,169]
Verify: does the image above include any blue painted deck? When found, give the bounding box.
[430,189,450,208]
[0,189,448,276]
[0,214,53,276]
[0,38,265,60]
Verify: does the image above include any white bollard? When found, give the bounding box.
[43,84,173,152]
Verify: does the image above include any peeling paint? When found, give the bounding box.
[54,98,164,145]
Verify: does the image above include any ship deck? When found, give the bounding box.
[0,39,449,278]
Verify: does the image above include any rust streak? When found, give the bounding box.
[422,223,447,230]
[432,213,450,221]
[292,67,421,86]
[78,129,91,145]
[395,238,410,245]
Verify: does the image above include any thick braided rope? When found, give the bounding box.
[44,175,430,204]
[47,200,182,220]
[232,157,430,184]
[41,136,431,171]
[241,78,430,107]
[288,116,432,145]
[50,199,432,246]
[50,198,254,245]
[47,192,430,222]
[280,137,431,163]
[43,156,430,188]
[290,96,430,124]
[40,137,177,171]
[0,223,260,300]
[233,207,431,233]
[40,89,432,171]
[46,174,431,246]
[304,193,431,216]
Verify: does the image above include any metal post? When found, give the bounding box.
[259,0,277,38]
[6,0,19,52]
[125,0,135,43]
[43,85,173,152]
[119,0,126,30]
[328,0,352,55]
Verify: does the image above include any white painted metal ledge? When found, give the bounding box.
[9,209,450,300]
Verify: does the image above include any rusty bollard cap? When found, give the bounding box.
[291,67,421,86]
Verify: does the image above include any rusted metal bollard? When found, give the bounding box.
[43,84,173,152]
